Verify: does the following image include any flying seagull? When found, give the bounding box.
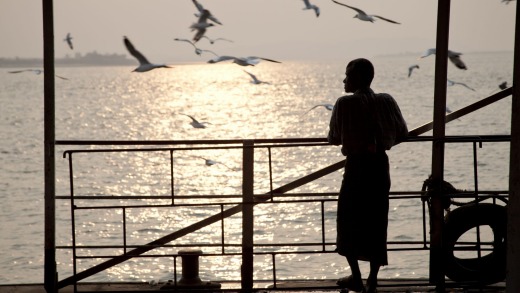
[9,69,45,75]
[302,103,334,116]
[174,38,217,56]
[191,156,235,170]
[64,33,73,50]
[208,55,281,66]
[447,79,476,91]
[331,0,400,24]
[192,0,222,25]
[174,38,200,53]
[123,36,171,72]
[8,69,69,80]
[408,64,419,78]
[201,36,233,44]
[243,70,271,85]
[302,0,320,17]
[420,48,467,70]
[180,114,211,129]
[190,9,215,42]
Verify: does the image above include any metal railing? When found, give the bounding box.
[54,134,510,291]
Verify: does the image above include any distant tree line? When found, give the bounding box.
[0,51,134,68]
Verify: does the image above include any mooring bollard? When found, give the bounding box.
[161,249,221,290]
[178,249,203,285]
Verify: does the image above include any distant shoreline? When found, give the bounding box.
[1,50,513,68]
[0,51,135,68]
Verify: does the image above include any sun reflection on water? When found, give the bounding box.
[43,55,515,283]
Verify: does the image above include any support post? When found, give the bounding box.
[506,1,520,292]
[429,0,451,289]
[241,140,254,292]
[42,0,57,292]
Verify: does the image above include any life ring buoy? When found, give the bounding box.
[443,203,507,284]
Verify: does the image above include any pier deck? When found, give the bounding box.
[0,279,506,293]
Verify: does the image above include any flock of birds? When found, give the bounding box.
[117,0,493,96]
[6,0,513,166]
[119,0,405,74]
[407,48,476,92]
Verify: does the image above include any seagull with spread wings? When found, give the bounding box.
[208,55,281,66]
[331,0,400,24]
[201,36,233,44]
[243,70,271,85]
[447,79,476,91]
[302,0,320,17]
[180,114,211,129]
[190,9,214,42]
[174,38,217,56]
[302,103,334,116]
[191,156,235,170]
[8,69,69,80]
[420,48,467,70]
[123,36,171,72]
[192,0,222,25]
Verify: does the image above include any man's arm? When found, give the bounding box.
[327,99,342,145]
[391,98,408,144]
[397,117,408,143]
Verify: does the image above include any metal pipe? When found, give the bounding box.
[321,201,326,252]
[123,208,127,254]
[271,253,277,289]
[268,147,274,201]
[170,150,175,205]
[241,140,254,291]
[56,138,327,146]
[43,0,56,291]
[430,0,451,288]
[68,155,77,287]
[221,204,226,254]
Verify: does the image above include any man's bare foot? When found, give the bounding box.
[337,275,364,292]
[366,277,377,293]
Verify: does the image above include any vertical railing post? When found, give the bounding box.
[241,140,254,291]
[43,0,57,292]
[430,0,450,290]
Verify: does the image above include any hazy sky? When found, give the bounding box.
[1,0,516,63]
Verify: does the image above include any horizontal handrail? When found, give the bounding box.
[57,190,508,201]
[56,137,327,146]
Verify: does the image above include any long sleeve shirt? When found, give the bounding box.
[328,88,408,156]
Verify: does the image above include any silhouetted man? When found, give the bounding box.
[328,58,408,293]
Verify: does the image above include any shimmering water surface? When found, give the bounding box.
[0,52,513,284]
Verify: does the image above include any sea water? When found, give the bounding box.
[0,52,513,284]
